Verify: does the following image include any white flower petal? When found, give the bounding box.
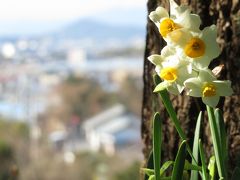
[199,69,216,82]
[169,0,179,17]
[187,63,193,74]
[213,80,233,96]
[176,83,185,93]
[188,89,202,97]
[202,25,217,39]
[184,77,202,88]
[167,83,181,95]
[184,78,202,97]
[170,0,188,18]
[166,28,192,47]
[149,7,169,24]
[202,96,220,107]
[201,25,221,59]
[161,55,180,68]
[155,65,162,74]
[161,46,175,57]
[177,12,201,32]
[177,64,195,84]
[189,14,201,31]
[191,54,211,69]
[148,54,164,65]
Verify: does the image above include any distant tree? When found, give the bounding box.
[46,76,117,124]
[117,76,142,116]
[142,0,240,173]
[0,140,14,179]
[46,75,143,124]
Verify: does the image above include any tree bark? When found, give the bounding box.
[141,0,240,173]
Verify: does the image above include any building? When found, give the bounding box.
[82,104,141,156]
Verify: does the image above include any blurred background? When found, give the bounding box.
[0,0,146,179]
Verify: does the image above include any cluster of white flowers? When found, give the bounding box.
[148,0,233,107]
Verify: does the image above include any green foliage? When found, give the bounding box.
[153,112,162,180]
[160,161,174,176]
[207,106,227,179]
[215,109,228,172]
[55,76,118,122]
[151,72,238,180]
[144,150,154,180]
[153,74,187,143]
[199,139,209,180]
[0,140,18,180]
[0,140,13,160]
[113,161,140,180]
[208,156,216,180]
[171,140,187,180]
[191,111,203,180]
[142,168,154,177]
[0,120,29,140]
[69,152,141,180]
[184,160,201,171]
[46,75,142,126]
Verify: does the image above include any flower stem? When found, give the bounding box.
[153,74,196,162]
[153,74,186,140]
[206,105,226,179]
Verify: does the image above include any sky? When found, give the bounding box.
[0,0,146,36]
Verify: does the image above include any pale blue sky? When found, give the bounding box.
[0,0,144,21]
[0,0,146,36]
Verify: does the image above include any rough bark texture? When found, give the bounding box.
[141,0,240,173]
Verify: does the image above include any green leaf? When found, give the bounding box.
[207,156,216,180]
[161,177,172,180]
[191,111,203,180]
[199,139,208,180]
[160,161,174,176]
[153,81,169,92]
[141,168,154,177]
[153,74,196,162]
[184,160,201,171]
[153,74,186,142]
[144,150,154,180]
[153,112,162,180]
[171,140,187,180]
[231,167,240,180]
[215,109,228,172]
[148,175,155,180]
[207,106,226,178]
[183,170,190,180]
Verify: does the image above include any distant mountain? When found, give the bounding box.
[0,18,146,45]
[54,18,145,40]
[0,20,68,38]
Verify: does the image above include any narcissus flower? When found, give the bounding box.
[149,1,232,104]
[149,0,201,40]
[148,47,196,94]
[184,69,233,107]
[174,25,221,69]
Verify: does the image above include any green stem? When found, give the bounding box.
[214,108,228,176]
[159,90,187,140]
[206,106,226,179]
[153,74,195,162]
[190,111,203,180]
[153,74,186,141]
[199,139,208,180]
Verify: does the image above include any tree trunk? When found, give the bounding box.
[141,0,240,173]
